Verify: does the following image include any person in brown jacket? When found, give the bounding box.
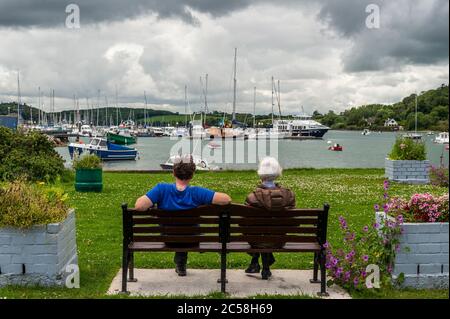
[244,157,296,279]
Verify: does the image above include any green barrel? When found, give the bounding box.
[75,168,103,192]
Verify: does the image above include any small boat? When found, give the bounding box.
[362,129,371,136]
[403,133,422,140]
[69,137,138,161]
[427,131,435,136]
[434,132,449,144]
[160,155,220,171]
[328,144,343,151]
[207,142,221,149]
[106,130,137,145]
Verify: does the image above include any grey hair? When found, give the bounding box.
[257,157,282,181]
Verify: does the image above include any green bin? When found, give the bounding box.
[75,168,103,192]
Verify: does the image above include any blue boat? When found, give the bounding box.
[68,137,138,161]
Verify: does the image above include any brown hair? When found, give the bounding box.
[173,155,196,181]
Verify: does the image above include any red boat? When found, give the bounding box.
[328,144,343,151]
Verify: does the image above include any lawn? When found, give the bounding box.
[0,168,448,299]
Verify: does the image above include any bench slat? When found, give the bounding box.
[133,235,220,243]
[229,218,318,226]
[132,217,220,225]
[229,209,321,217]
[228,235,318,243]
[230,226,318,234]
[132,226,219,234]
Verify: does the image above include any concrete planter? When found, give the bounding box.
[385,158,430,184]
[376,212,449,289]
[0,209,78,287]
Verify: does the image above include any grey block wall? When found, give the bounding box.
[0,209,78,287]
[376,212,449,289]
[385,158,430,184]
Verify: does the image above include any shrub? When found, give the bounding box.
[0,180,69,229]
[325,215,403,291]
[429,165,449,187]
[0,127,65,182]
[388,137,426,161]
[73,153,102,170]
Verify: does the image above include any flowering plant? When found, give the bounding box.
[429,165,449,187]
[325,214,403,291]
[325,180,403,291]
[397,193,449,223]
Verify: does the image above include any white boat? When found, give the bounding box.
[434,132,449,144]
[160,155,220,171]
[171,127,189,137]
[362,129,371,136]
[272,115,329,138]
[403,132,422,140]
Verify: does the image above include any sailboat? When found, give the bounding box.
[404,93,422,140]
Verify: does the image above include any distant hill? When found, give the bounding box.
[312,84,449,132]
[1,84,448,130]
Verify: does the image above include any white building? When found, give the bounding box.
[384,118,399,127]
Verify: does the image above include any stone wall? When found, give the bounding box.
[376,212,449,289]
[0,209,78,287]
[385,158,430,184]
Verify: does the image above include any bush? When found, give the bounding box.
[430,165,449,187]
[388,193,449,223]
[0,180,69,229]
[73,153,102,170]
[0,127,65,182]
[388,137,426,161]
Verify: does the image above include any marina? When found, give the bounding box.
[56,130,449,171]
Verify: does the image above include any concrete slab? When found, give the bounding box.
[108,269,351,299]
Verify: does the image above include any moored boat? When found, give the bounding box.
[106,130,137,145]
[68,137,138,161]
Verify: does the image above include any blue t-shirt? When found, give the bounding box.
[146,183,215,211]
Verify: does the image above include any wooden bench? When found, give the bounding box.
[121,203,330,296]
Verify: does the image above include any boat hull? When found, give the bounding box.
[106,132,137,145]
[68,144,137,161]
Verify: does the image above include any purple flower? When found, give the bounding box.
[363,226,369,232]
[383,180,390,190]
[374,204,380,211]
[344,271,351,281]
[362,255,369,262]
[396,215,404,223]
[353,277,359,286]
[323,241,330,249]
[373,222,380,229]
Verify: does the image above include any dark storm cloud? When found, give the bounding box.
[317,0,449,72]
[0,0,258,27]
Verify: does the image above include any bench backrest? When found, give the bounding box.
[222,204,330,245]
[122,204,223,244]
[122,203,329,246]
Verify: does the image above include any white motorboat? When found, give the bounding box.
[160,155,220,171]
[434,132,449,144]
[362,129,371,136]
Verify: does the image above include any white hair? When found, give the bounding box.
[257,157,282,181]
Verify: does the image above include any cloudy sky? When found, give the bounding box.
[0,0,448,115]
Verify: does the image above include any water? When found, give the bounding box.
[56,130,449,170]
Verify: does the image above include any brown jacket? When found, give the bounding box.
[245,184,296,210]
[244,184,296,248]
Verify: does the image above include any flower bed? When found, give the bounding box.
[385,137,430,184]
[0,180,78,287]
[376,191,449,289]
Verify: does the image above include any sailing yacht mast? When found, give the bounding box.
[144,91,148,127]
[415,92,418,134]
[17,71,21,127]
[277,80,282,120]
[184,85,188,128]
[232,48,237,123]
[115,85,119,126]
[38,86,41,126]
[271,76,274,126]
[96,89,100,127]
[253,86,256,128]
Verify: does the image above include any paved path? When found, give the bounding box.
[108,269,351,299]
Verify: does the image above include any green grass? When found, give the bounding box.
[0,169,448,299]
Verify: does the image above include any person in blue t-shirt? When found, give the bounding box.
[134,155,231,276]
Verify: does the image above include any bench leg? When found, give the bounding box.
[121,247,129,294]
[317,250,329,297]
[219,248,227,294]
[310,252,320,284]
[128,252,137,282]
